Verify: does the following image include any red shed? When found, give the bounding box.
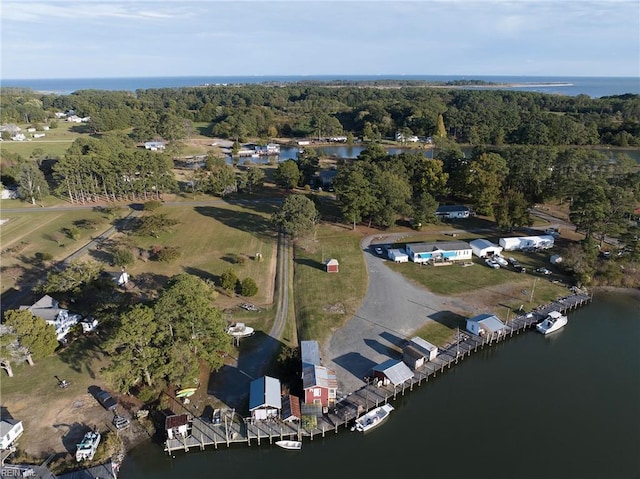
[325,258,339,273]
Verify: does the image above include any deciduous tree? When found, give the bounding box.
[271,194,319,238]
[4,310,58,361]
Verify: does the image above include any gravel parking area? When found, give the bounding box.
[323,235,474,395]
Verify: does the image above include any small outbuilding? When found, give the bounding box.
[372,359,414,387]
[165,414,189,440]
[387,248,409,263]
[469,239,503,258]
[408,336,438,361]
[281,395,301,422]
[325,258,339,273]
[466,313,506,338]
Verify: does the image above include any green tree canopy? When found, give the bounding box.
[274,160,301,190]
[3,310,58,360]
[271,194,319,238]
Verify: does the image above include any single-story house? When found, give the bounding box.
[470,239,503,258]
[402,336,438,370]
[499,235,555,251]
[325,258,339,273]
[436,205,470,219]
[0,418,23,450]
[405,241,472,264]
[466,313,506,337]
[281,395,301,422]
[302,365,338,408]
[144,141,166,151]
[387,248,409,263]
[249,376,282,420]
[301,340,321,369]
[372,359,414,387]
[165,414,189,440]
[33,133,46,138]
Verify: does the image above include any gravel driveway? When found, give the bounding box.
[324,234,473,395]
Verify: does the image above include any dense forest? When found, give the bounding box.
[2,83,639,146]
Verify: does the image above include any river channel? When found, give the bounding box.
[119,291,639,479]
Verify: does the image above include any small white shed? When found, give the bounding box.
[469,239,503,258]
[387,248,409,263]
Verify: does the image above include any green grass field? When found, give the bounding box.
[293,225,368,344]
[0,123,87,158]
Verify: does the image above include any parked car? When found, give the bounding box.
[535,267,552,275]
[374,246,384,255]
[493,256,508,267]
[96,389,117,411]
[485,258,500,269]
[112,414,130,430]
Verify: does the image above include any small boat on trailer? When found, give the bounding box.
[226,323,255,338]
[275,440,302,450]
[536,310,568,335]
[352,403,394,432]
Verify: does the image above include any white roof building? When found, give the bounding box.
[466,313,506,337]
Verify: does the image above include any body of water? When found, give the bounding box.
[1,75,638,98]
[119,291,640,479]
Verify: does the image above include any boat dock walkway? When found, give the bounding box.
[165,292,591,454]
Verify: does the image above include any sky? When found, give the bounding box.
[1,0,639,79]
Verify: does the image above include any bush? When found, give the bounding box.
[156,246,180,262]
[62,226,80,240]
[35,252,54,263]
[143,200,163,211]
[113,248,135,267]
[220,268,238,293]
[240,277,258,297]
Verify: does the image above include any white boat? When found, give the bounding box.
[76,430,101,462]
[226,323,254,338]
[352,404,394,432]
[493,255,508,267]
[536,311,568,335]
[275,440,302,450]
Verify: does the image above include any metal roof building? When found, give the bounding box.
[372,359,414,387]
[466,313,506,337]
[301,340,321,369]
[249,376,281,420]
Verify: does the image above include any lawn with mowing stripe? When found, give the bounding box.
[294,225,367,344]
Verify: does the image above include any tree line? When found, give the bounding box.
[2,84,639,146]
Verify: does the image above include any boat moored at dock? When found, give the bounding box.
[275,440,302,450]
[76,430,101,462]
[352,404,394,432]
[536,311,568,335]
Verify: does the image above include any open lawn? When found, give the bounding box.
[0,208,127,295]
[293,224,368,344]
[119,203,279,311]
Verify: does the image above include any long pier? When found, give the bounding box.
[165,292,592,454]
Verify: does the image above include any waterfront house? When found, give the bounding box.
[0,418,23,450]
[402,336,438,369]
[165,414,189,440]
[466,313,506,338]
[405,241,472,264]
[303,365,338,409]
[372,359,414,387]
[249,376,282,421]
[318,169,338,189]
[19,295,97,341]
[436,205,471,219]
[325,258,339,273]
[469,239,503,258]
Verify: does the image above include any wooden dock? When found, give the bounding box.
[165,292,592,454]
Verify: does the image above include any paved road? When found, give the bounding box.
[323,234,474,396]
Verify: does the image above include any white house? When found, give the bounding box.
[499,235,555,251]
[469,239,503,258]
[387,248,409,263]
[19,295,96,341]
[10,133,26,141]
[144,141,166,151]
[249,376,281,420]
[33,133,46,139]
[466,313,506,337]
[436,205,471,219]
[405,241,472,264]
[0,418,23,450]
[408,336,438,361]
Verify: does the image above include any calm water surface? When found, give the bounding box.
[120,292,639,479]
